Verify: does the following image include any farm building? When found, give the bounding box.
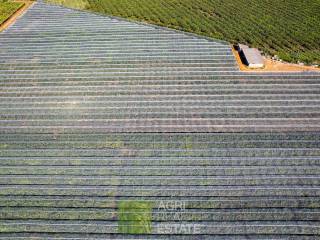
[238,44,265,68]
[0,1,319,239]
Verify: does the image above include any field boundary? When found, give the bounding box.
[44,1,320,72]
[44,1,230,45]
[0,1,35,32]
[0,2,25,26]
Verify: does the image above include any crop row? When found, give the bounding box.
[0,157,318,167]
[1,148,320,158]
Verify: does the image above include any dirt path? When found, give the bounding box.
[0,0,35,32]
[232,47,320,72]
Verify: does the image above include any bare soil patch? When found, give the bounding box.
[232,47,320,72]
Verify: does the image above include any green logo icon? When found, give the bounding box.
[118,200,152,234]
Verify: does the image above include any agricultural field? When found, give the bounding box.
[0,0,24,25]
[45,0,320,65]
[1,1,320,238]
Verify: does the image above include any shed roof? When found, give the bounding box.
[241,47,264,66]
